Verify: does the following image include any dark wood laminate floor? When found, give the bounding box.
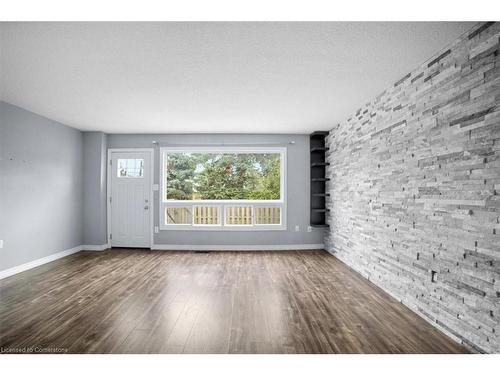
[0,249,468,354]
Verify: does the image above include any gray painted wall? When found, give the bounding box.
[0,101,83,271]
[82,132,107,246]
[0,103,323,272]
[107,134,324,246]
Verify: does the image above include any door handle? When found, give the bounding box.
[144,205,149,210]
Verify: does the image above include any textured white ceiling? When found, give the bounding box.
[0,22,474,133]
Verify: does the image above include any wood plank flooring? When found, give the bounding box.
[0,249,469,354]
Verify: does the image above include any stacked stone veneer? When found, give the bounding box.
[324,22,500,353]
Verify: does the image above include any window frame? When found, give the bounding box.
[159,146,287,231]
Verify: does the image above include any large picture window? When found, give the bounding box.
[160,147,286,230]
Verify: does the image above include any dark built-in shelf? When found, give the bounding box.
[311,162,330,167]
[311,178,330,182]
[310,147,330,152]
[310,131,329,228]
[310,131,329,137]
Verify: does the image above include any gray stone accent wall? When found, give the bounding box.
[325,22,500,353]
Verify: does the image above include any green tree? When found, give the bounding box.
[246,155,280,200]
[166,152,281,200]
[165,153,199,199]
[193,154,258,199]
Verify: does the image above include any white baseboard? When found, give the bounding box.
[0,245,82,280]
[82,244,109,251]
[151,243,325,251]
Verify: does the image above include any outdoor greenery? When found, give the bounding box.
[165,152,281,200]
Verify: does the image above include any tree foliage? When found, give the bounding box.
[166,153,280,200]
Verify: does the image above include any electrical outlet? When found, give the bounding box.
[294,225,300,232]
[0,240,3,249]
[307,226,313,232]
[154,226,159,233]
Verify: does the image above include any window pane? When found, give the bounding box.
[255,207,281,225]
[225,206,253,225]
[166,207,192,225]
[165,152,281,200]
[193,206,220,225]
[117,159,144,178]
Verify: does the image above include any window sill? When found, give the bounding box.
[159,225,287,231]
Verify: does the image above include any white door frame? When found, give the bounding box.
[107,148,155,248]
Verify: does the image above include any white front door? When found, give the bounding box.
[110,151,152,248]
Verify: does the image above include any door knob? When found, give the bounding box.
[144,205,149,210]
